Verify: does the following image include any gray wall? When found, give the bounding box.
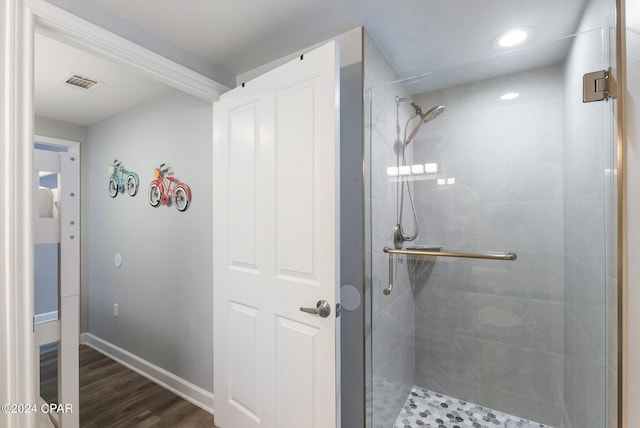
[85,89,214,392]
[411,65,565,427]
[35,116,87,143]
[364,31,417,428]
[562,0,616,426]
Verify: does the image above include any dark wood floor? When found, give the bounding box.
[41,345,216,428]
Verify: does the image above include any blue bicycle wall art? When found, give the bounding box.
[108,159,140,198]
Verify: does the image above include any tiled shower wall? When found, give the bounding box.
[410,65,565,427]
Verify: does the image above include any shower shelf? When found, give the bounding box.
[382,246,517,295]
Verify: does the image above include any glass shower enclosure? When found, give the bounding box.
[365,22,618,428]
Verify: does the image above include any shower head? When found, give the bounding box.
[404,105,446,144]
[421,105,446,123]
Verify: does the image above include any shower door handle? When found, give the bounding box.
[300,300,331,318]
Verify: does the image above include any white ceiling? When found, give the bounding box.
[35,0,591,125]
[92,0,589,79]
[35,32,172,126]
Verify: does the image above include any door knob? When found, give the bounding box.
[300,300,331,318]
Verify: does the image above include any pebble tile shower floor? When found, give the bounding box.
[393,386,552,428]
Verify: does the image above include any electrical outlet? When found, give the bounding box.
[113,303,119,317]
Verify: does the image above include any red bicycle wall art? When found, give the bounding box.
[148,163,191,212]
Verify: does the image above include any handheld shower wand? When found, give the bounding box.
[393,97,445,249]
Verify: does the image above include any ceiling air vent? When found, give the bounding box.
[61,72,103,92]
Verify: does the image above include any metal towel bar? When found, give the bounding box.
[382,246,517,295]
[383,246,517,260]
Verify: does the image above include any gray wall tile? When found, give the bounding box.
[480,342,563,404]
[415,328,481,384]
[477,385,541,424]
[411,65,566,420]
[413,369,480,404]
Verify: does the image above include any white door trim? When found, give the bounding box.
[1,2,36,427]
[34,135,80,153]
[1,1,228,427]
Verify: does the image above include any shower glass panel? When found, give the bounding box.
[366,27,617,428]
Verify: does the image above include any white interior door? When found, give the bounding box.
[213,41,341,428]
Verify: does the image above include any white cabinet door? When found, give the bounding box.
[213,41,340,428]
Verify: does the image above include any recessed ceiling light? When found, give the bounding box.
[499,30,527,47]
[493,27,535,48]
[500,92,520,100]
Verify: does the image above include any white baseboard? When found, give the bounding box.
[34,310,58,324]
[83,333,214,414]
